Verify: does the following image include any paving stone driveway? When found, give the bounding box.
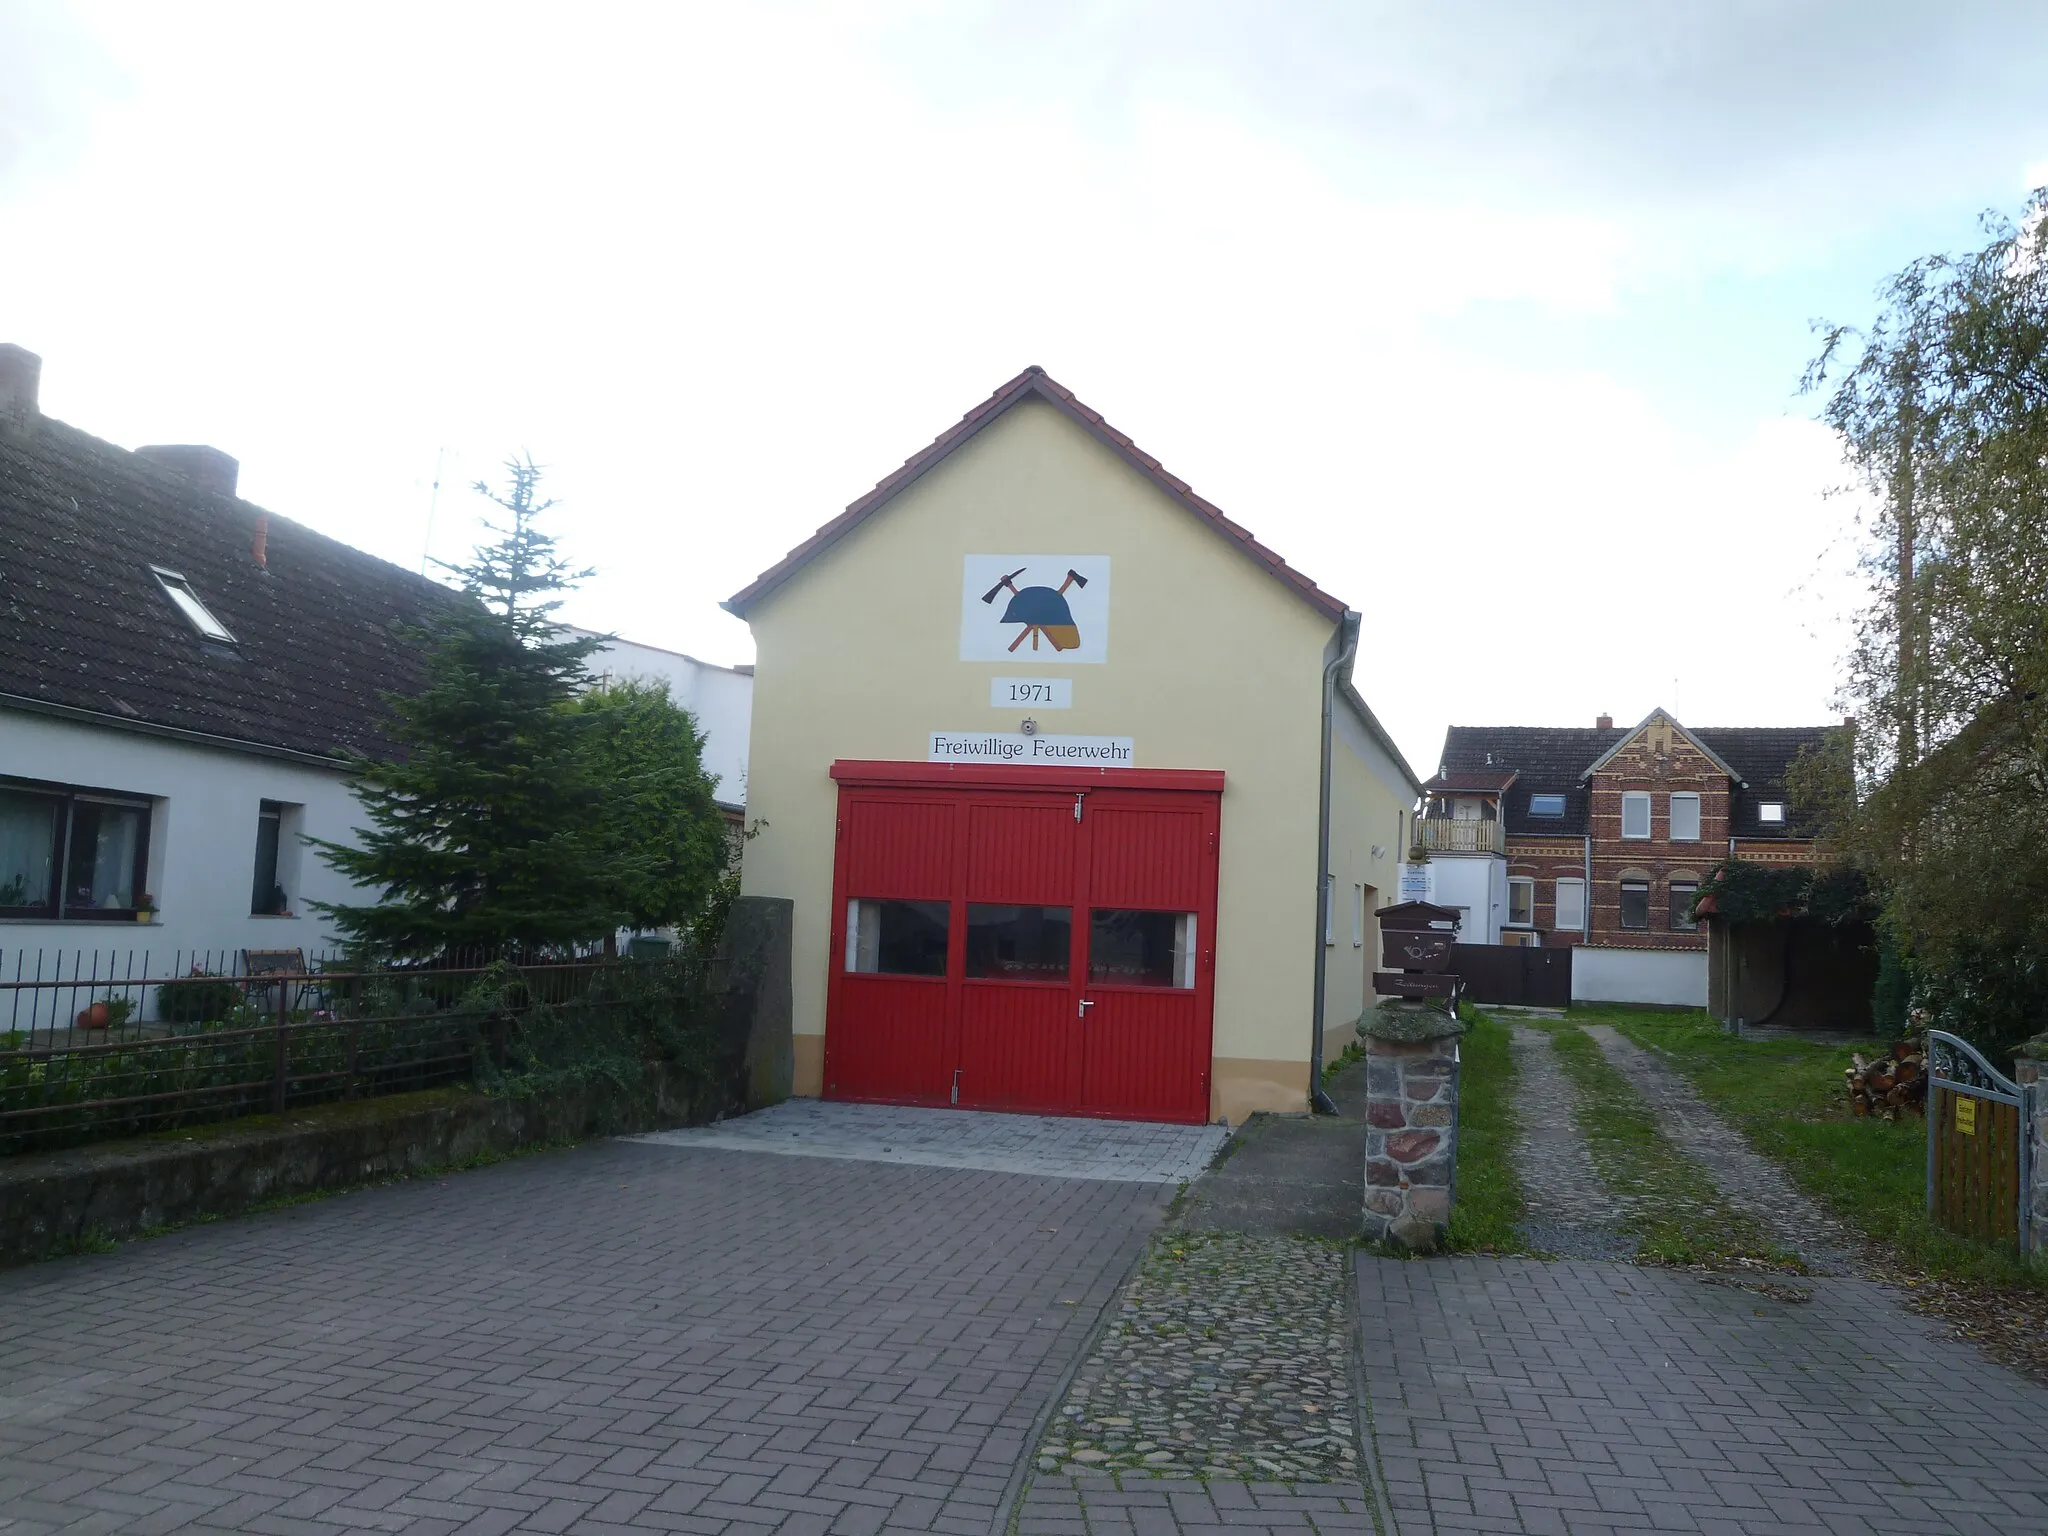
[0,1135,1173,1536]
[1360,1256,2048,1535]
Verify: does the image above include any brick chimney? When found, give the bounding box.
[0,343,40,439]
[1596,713,1614,730]
[136,443,239,498]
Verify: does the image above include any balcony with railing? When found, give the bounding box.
[1415,818,1506,856]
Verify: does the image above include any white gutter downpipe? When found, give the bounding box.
[1310,610,1362,1116]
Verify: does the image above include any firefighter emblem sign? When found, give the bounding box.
[960,555,1110,663]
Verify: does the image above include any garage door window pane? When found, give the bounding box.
[1089,910,1196,988]
[846,899,949,976]
[966,904,1071,980]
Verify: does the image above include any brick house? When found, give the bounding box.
[1415,709,1842,1004]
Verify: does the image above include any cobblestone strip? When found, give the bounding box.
[1034,1232,1357,1482]
[1507,1021,1635,1258]
[1584,1022,1867,1274]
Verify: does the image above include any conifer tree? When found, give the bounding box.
[313,459,639,957]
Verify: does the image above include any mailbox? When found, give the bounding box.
[1375,900,1460,975]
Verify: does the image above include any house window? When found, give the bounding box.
[1554,878,1586,931]
[1620,792,1651,839]
[0,780,152,920]
[1669,793,1701,842]
[1324,873,1335,944]
[1619,879,1651,930]
[1758,801,1786,825]
[251,801,286,914]
[1507,877,1534,927]
[152,567,236,644]
[1529,793,1566,818]
[1352,883,1365,947]
[1670,882,1700,931]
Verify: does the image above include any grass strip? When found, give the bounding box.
[1446,1009,1526,1253]
[1589,1005,2047,1291]
[1534,1020,1789,1266]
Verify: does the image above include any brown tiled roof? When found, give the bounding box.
[1438,722,1840,838]
[724,366,1348,623]
[0,412,457,763]
[1422,769,1519,795]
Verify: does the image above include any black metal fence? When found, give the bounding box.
[0,947,691,1156]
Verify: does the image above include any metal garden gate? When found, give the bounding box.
[1926,1029,2033,1251]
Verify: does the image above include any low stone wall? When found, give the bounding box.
[1361,1005,1462,1250]
[0,1070,708,1269]
[2015,1039,2047,1260]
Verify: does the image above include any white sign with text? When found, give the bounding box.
[960,555,1110,663]
[929,731,1133,767]
[990,677,1073,709]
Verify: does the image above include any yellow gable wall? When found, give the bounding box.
[739,398,1404,1121]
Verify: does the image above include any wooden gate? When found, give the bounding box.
[1450,943,1572,1009]
[1926,1030,2033,1251]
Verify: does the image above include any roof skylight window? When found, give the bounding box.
[152,567,236,644]
[1529,793,1566,818]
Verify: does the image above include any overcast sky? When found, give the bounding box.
[7,2,2048,775]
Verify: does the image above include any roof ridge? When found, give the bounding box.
[723,366,1345,623]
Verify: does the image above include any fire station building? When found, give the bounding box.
[726,367,1421,1124]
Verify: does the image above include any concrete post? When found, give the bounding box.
[709,896,794,1112]
[1361,1003,1464,1251]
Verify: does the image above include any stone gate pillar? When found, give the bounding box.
[1361,1004,1464,1251]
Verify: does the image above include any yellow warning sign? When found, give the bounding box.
[1956,1096,1977,1135]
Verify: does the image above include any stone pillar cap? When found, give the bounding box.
[1363,1004,1467,1044]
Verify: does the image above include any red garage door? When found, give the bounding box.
[823,762,1222,1124]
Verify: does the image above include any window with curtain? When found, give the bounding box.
[1621,792,1651,839]
[0,781,151,919]
[1507,877,1534,926]
[1619,880,1651,929]
[1669,793,1701,841]
[1554,878,1586,931]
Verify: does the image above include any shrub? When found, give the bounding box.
[156,974,243,1025]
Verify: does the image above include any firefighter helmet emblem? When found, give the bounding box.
[980,566,1089,652]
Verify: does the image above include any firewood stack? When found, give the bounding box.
[1846,1039,1927,1120]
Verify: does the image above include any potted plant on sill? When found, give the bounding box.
[135,894,158,923]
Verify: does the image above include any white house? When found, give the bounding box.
[0,343,462,1025]
[0,343,756,1029]
[573,631,753,815]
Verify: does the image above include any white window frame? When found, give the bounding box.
[1620,791,1652,840]
[1758,801,1787,825]
[1528,793,1566,819]
[1324,873,1335,945]
[1554,878,1586,933]
[1669,792,1701,842]
[1506,876,1534,928]
[152,566,236,644]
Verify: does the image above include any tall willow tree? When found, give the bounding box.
[1805,191,2048,1053]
